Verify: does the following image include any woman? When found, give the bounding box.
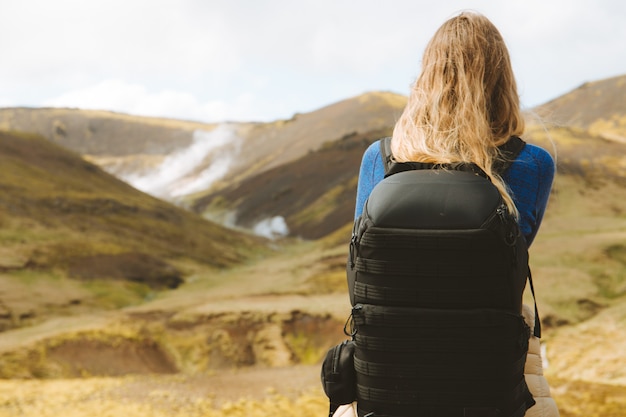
[351,11,558,417]
[355,12,553,247]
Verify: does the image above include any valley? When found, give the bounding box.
[1,76,626,416]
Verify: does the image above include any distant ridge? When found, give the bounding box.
[534,74,626,142]
[223,91,406,183]
[0,107,215,156]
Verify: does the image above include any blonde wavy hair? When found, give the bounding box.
[391,11,524,216]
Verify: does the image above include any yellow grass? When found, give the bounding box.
[0,377,327,417]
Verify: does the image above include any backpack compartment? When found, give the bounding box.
[366,169,502,230]
[347,168,529,310]
[352,304,533,417]
[353,226,525,311]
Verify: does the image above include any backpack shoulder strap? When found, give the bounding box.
[379,137,440,178]
[494,136,526,175]
[379,137,394,175]
[528,268,542,338]
[379,135,526,176]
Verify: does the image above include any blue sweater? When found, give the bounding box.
[354,140,555,246]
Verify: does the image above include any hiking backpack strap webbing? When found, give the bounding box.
[379,135,526,176]
[528,268,541,338]
[494,136,526,174]
[377,135,541,338]
[379,137,394,175]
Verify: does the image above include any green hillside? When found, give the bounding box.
[0,131,265,331]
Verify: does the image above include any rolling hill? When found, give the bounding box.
[0,107,213,156]
[534,74,626,143]
[0,131,265,332]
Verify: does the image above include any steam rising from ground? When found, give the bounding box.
[252,216,290,239]
[122,125,290,239]
[123,124,241,199]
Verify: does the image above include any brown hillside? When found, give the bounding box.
[0,131,262,265]
[524,124,626,186]
[0,131,265,331]
[232,91,406,177]
[194,129,391,239]
[534,74,626,142]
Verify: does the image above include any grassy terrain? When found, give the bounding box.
[0,371,327,417]
[2,376,626,417]
[528,176,626,324]
[0,131,266,332]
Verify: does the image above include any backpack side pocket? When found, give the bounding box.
[321,340,356,409]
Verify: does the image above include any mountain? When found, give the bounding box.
[0,92,407,200]
[524,124,626,186]
[0,131,265,331]
[227,90,406,179]
[0,107,213,156]
[534,73,626,143]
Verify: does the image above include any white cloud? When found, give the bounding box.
[42,79,268,122]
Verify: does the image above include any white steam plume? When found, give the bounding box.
[123,124,240,199]
[252,216,290,239]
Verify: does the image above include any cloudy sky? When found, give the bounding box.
[1,0,624,123]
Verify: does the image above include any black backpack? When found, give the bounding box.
[345,136,540,417]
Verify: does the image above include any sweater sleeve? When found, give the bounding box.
[502,144,555,246]
[355,140,386,219]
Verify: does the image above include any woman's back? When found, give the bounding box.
[355,139,554,246]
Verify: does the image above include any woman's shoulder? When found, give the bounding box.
[519,142,555,166]
[360,139,385,170]
[511,141,556,176]
[364,139,383,158]
[504,140,555,191]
